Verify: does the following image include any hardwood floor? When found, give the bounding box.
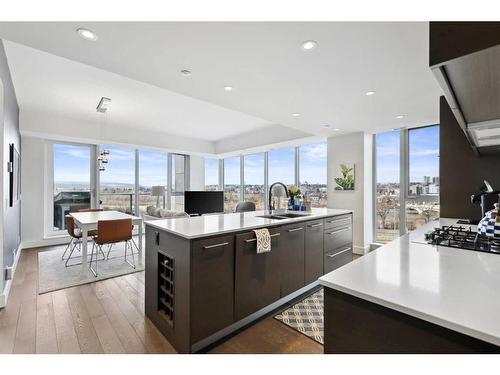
[0,246,323,354]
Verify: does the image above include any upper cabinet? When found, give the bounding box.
[430,22,500,155]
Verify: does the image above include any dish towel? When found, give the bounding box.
[253,228,271,254]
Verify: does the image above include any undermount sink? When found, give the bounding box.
[256,212,312,220]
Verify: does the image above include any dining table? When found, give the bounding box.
[70,210,143,271]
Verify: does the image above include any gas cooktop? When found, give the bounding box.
[425,225,500,254]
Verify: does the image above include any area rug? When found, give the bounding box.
[38,239,145,294]
[274,288,324,345]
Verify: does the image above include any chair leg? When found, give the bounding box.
[89,241,98,277]
[131,237,140,253]
[65,240,80,267]
[99,245,106,260]
[124,241,136,269]
[106,243,113,259]
[62,237,74,260]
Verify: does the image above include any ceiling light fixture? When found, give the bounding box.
[333,128,340,131]
[365,91,376,96]
[96,97,112,113]
[301,40,318,51]
[292,113,301,117]
[395,115,405,119]
[322,124,330,128]
[180,69,192,76]
[224,86,233,92]
[77,28,98,41]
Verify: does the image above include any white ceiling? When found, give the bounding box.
[0,22,442,147]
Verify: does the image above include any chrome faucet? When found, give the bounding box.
[268,182,289,211]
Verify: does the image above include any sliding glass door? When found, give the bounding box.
[52,143,93,232]
[138,149,168,215]
[99,145,136,214]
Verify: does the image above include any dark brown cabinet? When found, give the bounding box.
[324,245,353,274]
[234,227,281,320]
[304,219,324,284]
[280,222,305,296]
[190,235,235,343]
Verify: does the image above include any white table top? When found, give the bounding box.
[319,218,500,346]
[70,210,142,225]
[145,208,352,239]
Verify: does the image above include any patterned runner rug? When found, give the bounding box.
[274,288,324,345]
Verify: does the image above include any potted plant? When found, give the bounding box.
[288,185,301,209]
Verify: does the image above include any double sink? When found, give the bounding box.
[256,212,312,220]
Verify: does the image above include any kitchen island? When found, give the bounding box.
[319,218,500,353]
[144,208,353,353]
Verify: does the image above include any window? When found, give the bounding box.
[138,149,167,216]
[99,145,136,214]
[224,156,241,212]
[406,126,440,231]
[205,158,219,191]
[299,143,327,208]
[244,153,265,210]
[375,130,401,243]
[52,143,92,231]
[171,154,187,212]
[268,148,295,188]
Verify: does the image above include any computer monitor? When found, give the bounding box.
[184,191,224,215]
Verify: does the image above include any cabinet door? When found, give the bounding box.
[191,235,234,343]
[305,219,324,284]
[280,223,305,297]
[234,227,281,321]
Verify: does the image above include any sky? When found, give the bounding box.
[205,143,327,187]
[376,125,439,184]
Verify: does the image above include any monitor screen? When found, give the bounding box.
[184,191,224,215]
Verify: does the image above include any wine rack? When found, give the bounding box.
[158,252,174,327]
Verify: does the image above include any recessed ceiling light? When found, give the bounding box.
[365,91,376,96]
[292,113,301,117]
[301,40,318,51]
[77,28,98,41]
[180,69,192,76]
[395,115,405,119]
[333,128,340,131]
[224,86,233,92]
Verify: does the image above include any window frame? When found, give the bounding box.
[46,141,189,238]
[373,124,440,242]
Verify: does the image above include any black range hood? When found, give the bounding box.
[430,22,500,155]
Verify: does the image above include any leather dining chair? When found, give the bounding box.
[90,218,135,277]
[62,215,101,267]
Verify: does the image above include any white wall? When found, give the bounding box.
[327,132,373,255]
[20,136,47,248]
[189,155,205,191]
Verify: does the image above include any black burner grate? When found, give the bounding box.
[425,225,500,254]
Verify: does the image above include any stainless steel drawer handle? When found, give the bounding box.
[245,233,280,243]
[203,242,229,249]
[327,227,350,235]
[308,223,323,228]
[326,248,351,258]
[327,219,351,225]
[287,227,304,233]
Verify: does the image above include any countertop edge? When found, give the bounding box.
[144,210,353,239]
[318,279,500,347]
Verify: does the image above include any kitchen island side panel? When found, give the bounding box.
[324,287,500,354]
[145,225,192,353]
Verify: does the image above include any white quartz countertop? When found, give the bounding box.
[319,218,500,346]
[144,208,352,239]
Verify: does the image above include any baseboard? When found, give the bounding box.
[21,235,70,249]
[0,243,22,308]
[353,244,370,255]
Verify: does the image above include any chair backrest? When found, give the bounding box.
[64,215,79,238]
[78,208,104,212]
[96,218,133,244]
[234,201,256,213]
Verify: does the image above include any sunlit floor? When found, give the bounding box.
[0,246,326,354]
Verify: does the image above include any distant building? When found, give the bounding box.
[428,184,439,194]
[423,176,431,185]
